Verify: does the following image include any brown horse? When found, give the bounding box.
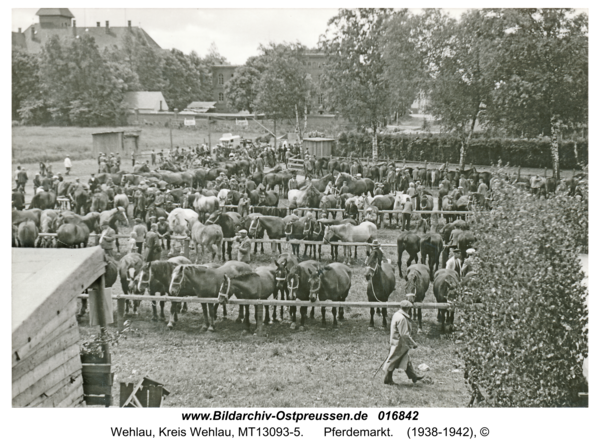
[307,262,352,327]
[365,249,396,328]
[248,215,286,254]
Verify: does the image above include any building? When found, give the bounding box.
[123,92,169,113]
[92,129,141,159]
[212,65,241,112]
[12,8,161,54]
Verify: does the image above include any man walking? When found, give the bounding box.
[234,229,252,263]
[99,222,116,258]
[64,155,72,175]
[132,218,147,254]
[382,300,425,385]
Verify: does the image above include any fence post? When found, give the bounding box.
[183,238,190,259]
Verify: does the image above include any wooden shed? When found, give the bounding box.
[92,129,141,159]
[303,137,334,158]
[12,247,107,407]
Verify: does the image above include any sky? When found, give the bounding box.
[10,6,485,65]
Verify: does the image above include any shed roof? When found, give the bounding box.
[303,138,335,142]
[36,8,74,18]
[123,91,168,111]
[12,247,106,348]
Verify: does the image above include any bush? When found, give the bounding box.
[335,132,588,169]
[456,176,588,406]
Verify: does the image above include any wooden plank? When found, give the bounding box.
[81,364,112,374]
[13,304,78,366]
[84,395,112,406]
[34,375,83,408]
[57,382,86,408]
[13,324,80,382]
[12,247,106,350]
[27,374,77,407]
[83,384,113,395]
[13,353,81,407]
[13,344,81,399]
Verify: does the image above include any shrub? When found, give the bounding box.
[456,176,588,407]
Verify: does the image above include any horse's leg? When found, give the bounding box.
[310,305,315,319]
[182,301,188,314]
[417,308,423,333]
[339,303,345,320]
[382,306,388,328]
[207,304,215,332]
[221,241,226,261]
[299,306,307,330]
[151,300,158,321]
[321,306,326,326]
[369,306,375,328]
[290,305,297,329]
[159,300,166,320]
[200,304,209,331]
[236,305,244,323]
[332,306,338,326]
[264,304,271,324]
[243,305,250,332]
[125,299,130,315]
[134,300,141,315]
[167,301,180,330]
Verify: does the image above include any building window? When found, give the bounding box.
[218,74,224,85]
[219,92,224,101]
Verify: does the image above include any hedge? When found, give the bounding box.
[335,132,588,169]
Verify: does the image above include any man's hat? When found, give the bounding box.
[239,229,248,235]
[466,248,476,255]
[134,218,142,223]
[399,300,413,308]
[372,240,381,247]
[158,216,166,221]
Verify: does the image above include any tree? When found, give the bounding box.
[161,49,207,111]
[485,9,588,179]
[458,175,588,407]
[224,65,261,112]
[38,34,129,126]
[320,9,394,160]
[12,48,41,121]
[252,42,313,142]
[203,41,229,66]
[119,30,165,92]
[412,9,502,170]
[383,10,426,121]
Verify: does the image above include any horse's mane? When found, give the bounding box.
[227,271,260,281]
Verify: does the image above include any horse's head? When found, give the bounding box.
[405,270,418,302]
[334,172,343,188]
[205,210,220,225]
[169,265,188,296]
[274,260,288,290]
[116,207,129,227]
[303,216,314,238]
[323,226,335,244]
[284,221,294,238]
[248,216,261,238]
[356,195,366,209]
[365,249,380,281]
[308,269,323,302]
[133,263,151,294]
[218,275,231,304]
[286,266,301,301]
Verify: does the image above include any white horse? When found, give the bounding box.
[323,221,378,259]
[193,194,220,222]
[217,189,230,206]
[168,207,198,233]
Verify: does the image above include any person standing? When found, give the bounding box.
[99,222,116,258]
[64,155,72,175]
[127,231,138,254]
[132,218,147,254]
[151,150,156,166]
[156,216,171,251]
[234,229,252,263]
[382,300,425,385]
[402,195,414,231]
[145,223,162,262]
[445,247,463,277]
[16,166,28,191]
[238,193,250,218]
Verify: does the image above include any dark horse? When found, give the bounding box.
[307,262,352,327]
[286,260,320,330]
[274,253,299,312]
[396,231,421,278]
[420,232,444,281]
[206,210,243,260]
[433,269,460,333]
[365,249,396,328]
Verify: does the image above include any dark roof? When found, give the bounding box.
[36,8,74,18]
[12,24,161,54]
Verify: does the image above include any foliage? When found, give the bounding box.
[81,321,132,358]
[12,48,40,121]
[457,176,588,406]
[161,49,209,111]
[252,42,314,121]
[335,131,587,169]
[320,9,394,146]
[225,66,261,113]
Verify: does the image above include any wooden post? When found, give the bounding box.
[183,239,190,259]
[117,298,125,332]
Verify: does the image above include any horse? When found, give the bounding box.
[206,210,243,260]
[397,231,421,278]
[420,233,444,281]
[319,194,341,220]
[334,172,374,196]
[405,264,431,332]
[90,191,110,212]
[29,190,57,210]
[218,268,276,334]
[305,173,335,193]
[99,207,129,252]
[131,257,193,327]
[193,194,220,223]
[248,215,286,254]
[323,221,377,259]
[56,222,90,248]
[307,262,352,327]
[167,207,198,233]
[433,269,460,333]
[132,190,147,221]
[419,194,435,230]
[17,220,38,247]
[169,262,253,331]
[286,260,320,330]
[188,218,223,262]
[284,214,308,258]
[365,248,396,328]
[118,252,144,315]
[114,194,130,216]
[369,194,396,228]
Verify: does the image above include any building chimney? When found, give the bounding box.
[128,20,132,28]
[105,21,110,34]
[97,22,100,27]
[72,20,76,36]
[18,27,21,33]
[31,26,35,40]
[159,101,163,112]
